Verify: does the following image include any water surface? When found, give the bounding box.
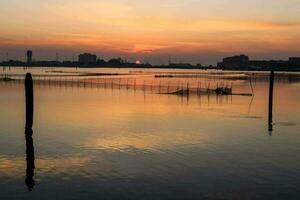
[0,67,300,200]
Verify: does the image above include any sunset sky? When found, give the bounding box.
[0,0,300,65]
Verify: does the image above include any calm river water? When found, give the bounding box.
[0,67,299,200]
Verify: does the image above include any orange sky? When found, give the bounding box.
[0,0,300,65]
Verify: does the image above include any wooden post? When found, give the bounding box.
[24,73,35,191]
[25,130,35,191]
[25,73,33,131]
[249,77,254,94]
[268,70,275,133]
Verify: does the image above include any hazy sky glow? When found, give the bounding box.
[0,0,300,65]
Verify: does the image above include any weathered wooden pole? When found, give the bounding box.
[25,73,34,132]
[25,130,35,191]
[268,70,275,133]
[24,73,35,190]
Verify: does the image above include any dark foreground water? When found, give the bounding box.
[0,68,300,200]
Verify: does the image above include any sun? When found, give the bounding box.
[135,60,141,65]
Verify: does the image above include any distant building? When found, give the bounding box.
[218,55,249,70]
[26,50,33,64]
[289,57,300,63]
[218,54,300,71]
[78,53,97,65]
[223,54,249,63]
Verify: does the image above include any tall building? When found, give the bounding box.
[222,54,249,63]
[26,50,33,64]
[218,54,249,70]
[78,53,97,65]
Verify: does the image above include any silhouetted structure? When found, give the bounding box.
[78,53,97,65]
[218,55,300,71]
[26,50,33,65]
[268,71,274,134]
[25,131,35,191]
[219,55,249,70]
[25,73,33,130]
[289,57,300,63]
[25,73,35,191]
